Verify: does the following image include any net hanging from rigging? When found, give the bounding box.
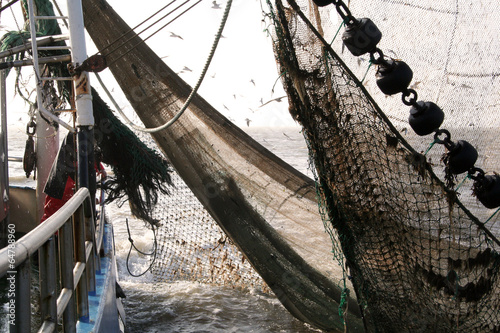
[266,0,500,331]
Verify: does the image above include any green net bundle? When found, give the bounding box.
[267,0,500,331]
[91,89,173,225]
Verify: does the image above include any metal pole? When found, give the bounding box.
[66,0,97,301]
[66,0,96,229]
[59,219,77,332]
[86,213,96,294]
[13,259,31,333]
[73,205,89,321]
[65,0,94,178]
[38,237,57,329]
[0,68,9,247]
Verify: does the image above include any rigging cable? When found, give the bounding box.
[105,0,202,65]
[125,218,158,277]
[97,0,179,57]
[0,0,19,14]
[96,0,233,133]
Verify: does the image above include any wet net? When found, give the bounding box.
[149,171,268,290]
[267,0,500,331]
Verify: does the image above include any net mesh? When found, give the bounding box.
[150,170,268,291]
[267,0,500,331]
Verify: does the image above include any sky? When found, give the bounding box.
[102,0,296,127]
[0,0,298,128]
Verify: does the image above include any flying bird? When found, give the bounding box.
[259,95,287,108]
[212,1,221,9]
[170,32,183,39]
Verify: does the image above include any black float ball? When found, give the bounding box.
[474,174,500,209]
[446,140,478,175]
[342,18,382,56]
[376,60,413,95]
[408,101,444,136]
[312,0,334,6]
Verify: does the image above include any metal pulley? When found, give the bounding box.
[445,140,478,175]
[472,171,500,209]
[23,120,37,178]
[408,101,444,136]
[376,60,413,95]
[74,54,107,74]
[342,18,382,56]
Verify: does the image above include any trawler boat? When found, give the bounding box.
[0,0,125,331]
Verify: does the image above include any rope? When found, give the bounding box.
[485,207,500,224]
[125,218,158,277]
[98,0,233,133]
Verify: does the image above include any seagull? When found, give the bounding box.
[212,1,221,9]
[250,79,255,86]
[245,118,252,127]
[170,32,183,39]
[357,57,367,66]
[409,81,421,90]
[259,95,287,108]
[182,66,192,72]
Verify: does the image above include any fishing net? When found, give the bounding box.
[91,89,173,225]
[146,171,268,290]
[82,1,365,331]
[267,0,500,331]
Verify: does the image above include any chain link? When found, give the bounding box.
[401,89,418,106]
[333,0,356,25]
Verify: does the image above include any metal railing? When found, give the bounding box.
[0,187,104,333]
